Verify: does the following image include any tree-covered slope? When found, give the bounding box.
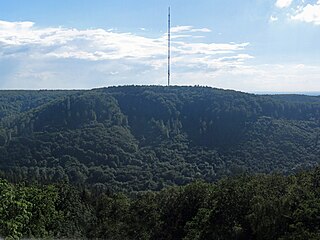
[0,90,78,122]
[1,167,320,239]
[0,86,319,191]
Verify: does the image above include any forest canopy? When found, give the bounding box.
[1,167,319,239]
[0,86,319,191]
[0,86,319,239]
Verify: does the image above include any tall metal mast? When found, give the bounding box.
[168,6,171,86]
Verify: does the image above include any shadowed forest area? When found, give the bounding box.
[0,86,319,238]
[0,86,319,191]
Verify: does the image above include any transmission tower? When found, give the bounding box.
[168,6,171,86]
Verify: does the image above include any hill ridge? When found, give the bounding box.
[0,86,319,191]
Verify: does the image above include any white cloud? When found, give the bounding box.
[173,42,249,55]
[0,20,34,29]
[291,1,320,25]
[170,25,193,33]
[1,20,318,92]
[269,15,278,22]
[0,20,249,85]
[190,28,211,33]
[168,63,320,93]
[0,22,217,66]
[275,0,293,8]
[244,64,320,92]
[170,25,211,33]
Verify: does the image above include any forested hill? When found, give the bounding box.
[0,86,319,192]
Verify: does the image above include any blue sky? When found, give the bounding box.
[0,0,319,92]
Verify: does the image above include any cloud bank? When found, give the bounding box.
[0,19,319,92]
[0,20,253,89]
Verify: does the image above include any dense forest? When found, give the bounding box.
[0,86,319,192]
[0,86,320,239]
[1,167,319,239]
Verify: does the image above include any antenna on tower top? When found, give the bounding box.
[167,6,171,86]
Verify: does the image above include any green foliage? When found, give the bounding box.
[0,86,319,238]
[22,185,59,238]
[1,168,320,239]
[0,179,31,239]
[0,86,319,192]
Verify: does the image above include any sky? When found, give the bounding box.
[0,0,319,92]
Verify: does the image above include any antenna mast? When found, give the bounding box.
[167,6,171,86]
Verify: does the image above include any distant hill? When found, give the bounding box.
[0,86,319,192]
